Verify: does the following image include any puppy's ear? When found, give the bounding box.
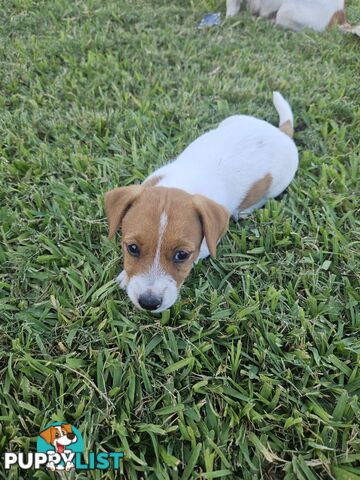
[192,195,229,257]
[39,427,55,445]
[61,423,72,434]
[104,186,143,239]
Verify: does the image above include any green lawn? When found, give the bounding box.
[1,0,360,478]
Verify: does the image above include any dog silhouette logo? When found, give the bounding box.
[37,422,83,471]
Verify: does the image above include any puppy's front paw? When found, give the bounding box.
[233,210,250,220]
[65,462,75,471]
[46,462,56,471]
[116,270,129,290]
[195,240,210,263]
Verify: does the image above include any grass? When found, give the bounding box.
[0,0,359,478]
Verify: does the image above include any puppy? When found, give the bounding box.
[227,0,346,32]
[105,92,298,313]
[40,424,77,471]
[227,0,282,19]
[275,0,345,32]
[246,0,285,18]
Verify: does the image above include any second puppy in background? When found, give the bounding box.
[226,0,345,32]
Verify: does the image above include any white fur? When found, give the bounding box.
[153,212,168,270]
[53,427,74,447]
[272,91,293,127]
[227,0,345,31]
[276,0,344,32]
[148,91,297,221]
[226,0,242,17]
[117,270,129,289]
[247,0,283,17]
[126,272,178,313]
[123,212,179,312]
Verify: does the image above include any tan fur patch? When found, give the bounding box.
[39,426,56,445]
[104,185,143,239]
[143,175,163,187]
[279,120,294,138]
[328,10,346,28]
[119,187,229,286]
[61,424,73,434]
[239,173,273,211]
[121,187,203,286]
[192,195,229,257]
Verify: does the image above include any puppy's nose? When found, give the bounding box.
[138,293,162,311]
[67,433,75,440]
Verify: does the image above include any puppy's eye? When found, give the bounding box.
[127,244,140,257]
[173,250,190,263]
[55,432,60,438]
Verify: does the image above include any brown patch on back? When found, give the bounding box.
[239,173,273,211]
[143,175,163,187]
[279,120,294,138]
[328,10,346,28]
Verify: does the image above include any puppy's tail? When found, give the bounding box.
[273,91,294,139]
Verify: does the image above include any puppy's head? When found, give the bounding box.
[105,185,229,312]
[39,424,77,449]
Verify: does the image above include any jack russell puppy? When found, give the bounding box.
[226,0,345,32]
[105,92,298,313]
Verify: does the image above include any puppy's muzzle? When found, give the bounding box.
[138,292,162,311]
[67,433,76,441]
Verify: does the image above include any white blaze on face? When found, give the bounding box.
[55,426,75,446]
[126,211,179,312]
[152,211,168,277]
